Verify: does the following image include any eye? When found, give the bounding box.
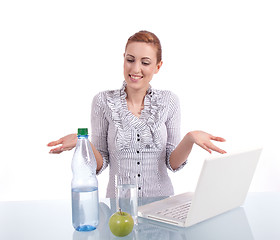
[142,61,150,66]
[126,58,134,63]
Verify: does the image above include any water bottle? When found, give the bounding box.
[71,128,99,231]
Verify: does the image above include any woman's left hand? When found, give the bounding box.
[187,131,227,154]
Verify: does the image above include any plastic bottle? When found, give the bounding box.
[71,128,99,231]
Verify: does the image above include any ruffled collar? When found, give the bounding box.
[106,80,166,150]
[120,81,153,100]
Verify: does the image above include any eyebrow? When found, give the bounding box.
[142,57,152,61]
[126,54,135,58]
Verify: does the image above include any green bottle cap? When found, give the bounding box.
[78,128,88,135]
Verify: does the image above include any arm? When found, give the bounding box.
[91,92,110,174]
[169,133,194,170]
[47,93,109,173]
[165,92,226,171]
[169,131,227,170]
[47,133,103,172]
[165,92,185,171]
[89,141,104,172]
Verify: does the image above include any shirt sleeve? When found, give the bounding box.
[165,92,187,172]
[91,92,110,175]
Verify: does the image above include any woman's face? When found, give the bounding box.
[123,42,162,92]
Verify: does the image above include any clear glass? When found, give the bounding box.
[115,173,138,225]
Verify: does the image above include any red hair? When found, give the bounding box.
[125,30,162,64]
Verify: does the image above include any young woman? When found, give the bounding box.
[47,30,226,198]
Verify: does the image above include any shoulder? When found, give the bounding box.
[152,89,180,105]
[152,89,180,118]
[92,89,121,105]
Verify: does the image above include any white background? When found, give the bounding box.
[1,0,279,201]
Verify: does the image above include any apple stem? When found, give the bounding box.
[119,208,123,215]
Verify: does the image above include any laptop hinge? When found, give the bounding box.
[147,215,180,225]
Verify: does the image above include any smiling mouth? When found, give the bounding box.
[129,74,143,81]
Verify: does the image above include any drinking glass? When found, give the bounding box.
[115,173,138,224]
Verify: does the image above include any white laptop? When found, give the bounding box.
[138,147,262,227]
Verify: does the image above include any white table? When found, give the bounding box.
[0,192,279,240]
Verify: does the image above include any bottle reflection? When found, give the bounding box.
[72,229,100,240]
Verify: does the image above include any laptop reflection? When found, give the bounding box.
[138,207,254,240]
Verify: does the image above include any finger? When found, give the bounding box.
[199,143,212,154]
[206,142,227,154]
[49,146,63,154]
[210,136,226,142]
[62,143,75,151]
[47,139,63,147]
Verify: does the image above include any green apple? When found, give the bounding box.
[109,208,134,237]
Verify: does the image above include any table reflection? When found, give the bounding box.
[72,198,254,240]
[2,193,280,240]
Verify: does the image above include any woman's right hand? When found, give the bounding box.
[47,133,78,154]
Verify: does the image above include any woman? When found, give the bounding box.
[47,30,226,198]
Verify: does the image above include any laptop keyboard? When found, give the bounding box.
[155,201,192,220]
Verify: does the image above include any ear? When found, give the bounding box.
[155,61,163,74]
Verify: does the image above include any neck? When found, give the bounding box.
[125,86,148,107]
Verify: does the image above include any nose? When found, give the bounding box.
[131,61,141,74]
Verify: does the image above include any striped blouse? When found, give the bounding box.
[91,82,187,198]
